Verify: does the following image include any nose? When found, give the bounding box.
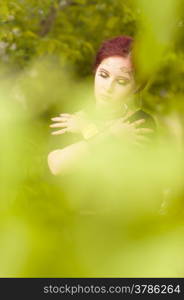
[105,79,114,94]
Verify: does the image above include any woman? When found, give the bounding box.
[48,36,155,175]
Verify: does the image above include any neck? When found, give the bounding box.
[95,95,139,120]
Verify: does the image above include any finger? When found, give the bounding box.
[136,128,154,134]
[60,113,72,117]
[132,119,145,127]
[51,117,69,122]
[121,110,136,122]
[50,122,68,128]
[51,117,61,121]
[51,128,67,135]
[123,120,130,125]
[114,120,130,127]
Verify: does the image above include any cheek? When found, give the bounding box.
[115,83,134,98]
[94,76,104,92]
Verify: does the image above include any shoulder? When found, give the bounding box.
[127,109,157,130]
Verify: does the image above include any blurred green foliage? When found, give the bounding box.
[0,0,184,277]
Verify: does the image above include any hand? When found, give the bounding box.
[50,111,99,139]
[108,111,153,144]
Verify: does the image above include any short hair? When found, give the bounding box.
[93,35,133,72]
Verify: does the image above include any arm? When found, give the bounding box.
[47,121,115,175]
[48,112,99,175]
[48,111,152,175]
[47,124,122,176]
[48,140,89,175]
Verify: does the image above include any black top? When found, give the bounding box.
[126,109,156,130]
[83,102,156,131]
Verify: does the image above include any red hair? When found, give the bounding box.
[93,35,133,72]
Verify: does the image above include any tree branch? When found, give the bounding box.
[38,0,79,37]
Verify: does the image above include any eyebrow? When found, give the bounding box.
[120,67,133,76]
[98,68,109,74]
[99,68,131,80]
[120,67,131,72]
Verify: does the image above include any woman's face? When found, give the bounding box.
[94,56,135,110]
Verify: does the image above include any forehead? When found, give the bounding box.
[98,56,132,75]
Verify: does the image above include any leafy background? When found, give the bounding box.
[0,0,184,277]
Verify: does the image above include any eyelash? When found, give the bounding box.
[99,73,129,85]
[99,72,108,78]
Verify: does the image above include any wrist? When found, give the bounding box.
[81,123,99,140]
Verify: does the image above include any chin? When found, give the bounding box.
[97,99,111,109]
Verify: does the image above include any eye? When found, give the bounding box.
[99,71,109,78]
[117,78,130,86]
